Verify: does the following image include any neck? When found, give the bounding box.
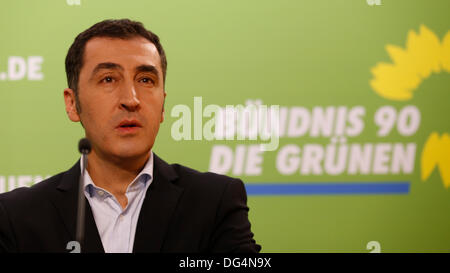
[86,149,150,198]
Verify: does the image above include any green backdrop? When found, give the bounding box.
[1,0,449,252]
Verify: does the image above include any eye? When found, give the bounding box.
[139,77,155,85]
[101,76,115,83]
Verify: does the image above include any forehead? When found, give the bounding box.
[82,36,162,72]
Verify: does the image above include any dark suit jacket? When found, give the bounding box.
[0,154,261,253]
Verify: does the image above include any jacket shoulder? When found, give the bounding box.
[0,172,65,207]
[170,163,243,190]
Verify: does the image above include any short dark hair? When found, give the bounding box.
[65,19,167,113]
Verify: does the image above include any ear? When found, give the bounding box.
[64,88,81,122]
[160,91,167,123]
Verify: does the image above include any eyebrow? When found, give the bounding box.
[135,65,159,77]
[90,63,159,79]
[90,62,123,79]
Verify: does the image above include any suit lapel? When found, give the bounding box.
[50,161,104,253]
[133,154,184,253]
[83,201,104,253]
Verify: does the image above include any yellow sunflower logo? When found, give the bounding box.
[370,25,450,189]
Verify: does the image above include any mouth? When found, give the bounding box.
[115,119,142,134]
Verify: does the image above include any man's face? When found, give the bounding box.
[64,37,166,161]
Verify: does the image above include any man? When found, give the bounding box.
[0,19,261,253]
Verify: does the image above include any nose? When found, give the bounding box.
[119,82,140,112]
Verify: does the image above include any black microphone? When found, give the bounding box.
[76,138,91,251]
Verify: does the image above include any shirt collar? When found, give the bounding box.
[81,151,154,198]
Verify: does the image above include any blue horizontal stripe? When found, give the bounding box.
[245,182,410,196]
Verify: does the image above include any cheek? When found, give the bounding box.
[148,109,163,129]
[146,94,165,116]
[144,103,164,131]
[80,102,111,136]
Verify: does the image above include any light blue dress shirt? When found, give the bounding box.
[81,152,154,253]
